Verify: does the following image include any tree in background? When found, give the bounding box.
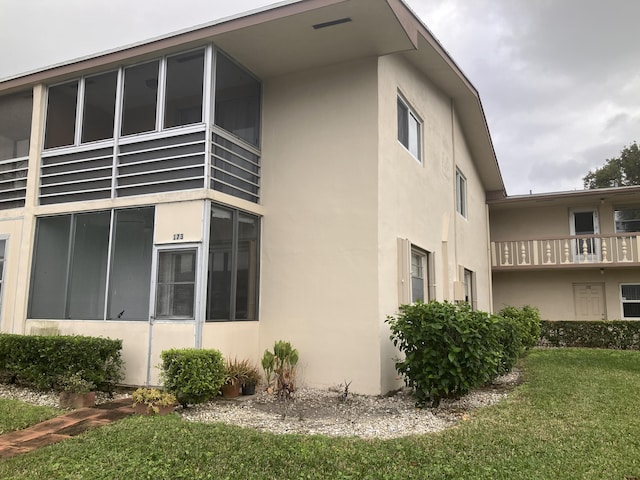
[583,142,640,189]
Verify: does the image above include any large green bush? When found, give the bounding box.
[386,301,502,407]
[160,348,225,405]
[0,333,123,391]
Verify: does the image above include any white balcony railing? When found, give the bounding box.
[491,234,640,268]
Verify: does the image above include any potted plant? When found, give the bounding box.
[58,371,96,409]
[131,387,177,415]
[221,357,248,398]
[242,362,261,395]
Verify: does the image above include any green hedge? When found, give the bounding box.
[160,348,225,406]
[0,333,123,391]
[540,320,640,349]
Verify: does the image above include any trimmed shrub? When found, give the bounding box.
[386,301,502,407]
[160,348,225,405]
[540,320,640,349]
[0,333,123,392]
[498,305,541,350]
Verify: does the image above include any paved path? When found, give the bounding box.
[0,398,135,459]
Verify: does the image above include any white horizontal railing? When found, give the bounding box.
[491,234,640,268]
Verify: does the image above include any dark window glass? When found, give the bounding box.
[29,216,71,318]
[82,71,117,143]
[214,53,261,146]
[107,208,154,320]
[156,250,196,318]
[44,81,78,149]
[207,206,233,320]
[164,50,204,128]
[67,211,110,320]
[122,61,159,136]
[236,213,259,320]
[0,91,32,160]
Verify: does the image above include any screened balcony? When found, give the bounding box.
[39,46,261,206]
[491,234,640,270]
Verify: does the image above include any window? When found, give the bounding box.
[155,249,197,319]
[82,71,118,143]
[121,61,160,136]
[464,268,476,309]
[0,91,31,208]
[29,207,154,320]
[214,52,261,147]
[621,284,640,318]
[44,81,79,149]
[411,248,426,303]
[397,95,421,161]
[615,208,640,233]
[456,169,467,217]
[207,205,260,321]
[165,51,205,128]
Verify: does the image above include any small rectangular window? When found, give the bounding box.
[464,268,476,309]
[615,208,640,233]
[164,50,205,128]
[81,71,117,143]
[397,95,422,162]
[155,249,197,319]
[0,91,32,160]
[621,284,640,318]
[121,61,160,136]
[215,52,261,146]
[456,169,467,217]
[44,81,78,149]
[410,248,426,303]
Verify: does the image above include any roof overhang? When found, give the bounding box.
[0,0,505,194]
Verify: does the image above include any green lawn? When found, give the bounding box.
[0,399,60,435]
[1,349,639,479]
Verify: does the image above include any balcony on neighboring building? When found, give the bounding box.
[491,234,640,270]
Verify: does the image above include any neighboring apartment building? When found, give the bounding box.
[490,186,640,322]
[0,0,504,394]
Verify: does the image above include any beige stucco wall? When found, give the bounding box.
[0,216,26,333]
[376,55,494,393]
[260,58,382,394]
[493,269,640,320]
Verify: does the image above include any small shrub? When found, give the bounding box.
[132,387,177,414]
[160,348,225,405]
[386,301,501,407]
[261,340,298,396]
[494,315,523,376]
[498,305,541,350]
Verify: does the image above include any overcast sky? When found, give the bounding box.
[1,0,639,196]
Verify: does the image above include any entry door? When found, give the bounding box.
[147,245,200,385]
[573,283,606,320]
[570,209,600,261]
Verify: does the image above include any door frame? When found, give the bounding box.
[569,208,600,262]
[146,242,202,384]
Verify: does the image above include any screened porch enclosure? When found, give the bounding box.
[39,46,261,206]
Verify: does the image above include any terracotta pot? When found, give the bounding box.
[133,403,176,415]
[59,391,96,409]
[221,381,241,398]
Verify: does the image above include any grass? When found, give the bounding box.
[0,348,639,479]
[0,398,60,435]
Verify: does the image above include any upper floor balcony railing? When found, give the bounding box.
[491,234,640,269]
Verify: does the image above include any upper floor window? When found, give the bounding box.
[0,91,32,160]
[397,94,422,162]
[614,207,640,233]
[456,168,467,217]
[214,52,261,147]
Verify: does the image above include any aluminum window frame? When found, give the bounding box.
[620,283,640,319]
[456,168,467,218]
[397,93,423,163]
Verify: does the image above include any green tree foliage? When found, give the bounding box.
[583,142,640,188]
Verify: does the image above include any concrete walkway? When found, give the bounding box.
[0,398,135,459]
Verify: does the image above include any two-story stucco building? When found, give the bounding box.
[490,186,640,322]
[0,0,504,394]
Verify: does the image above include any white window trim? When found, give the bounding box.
[397,93,423,163]
[456,168,467,218]
[620,283,640,319]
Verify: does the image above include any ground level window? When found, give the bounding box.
[28,207,154,320]
[207,204,260,321]
[411,248,426,303]
[464,268,476,309]
[621,284,640,318]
